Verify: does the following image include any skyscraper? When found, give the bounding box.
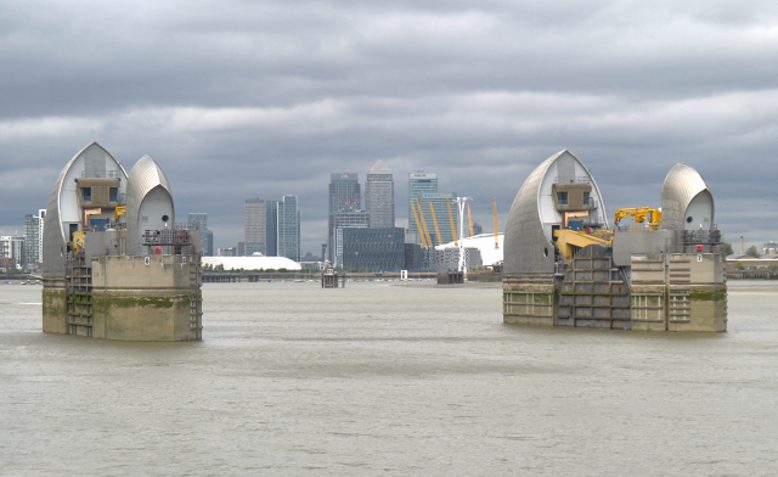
[328,173,361,261]
[366,160,394,228]
[205,230,214,257]
[408,172,438,242]
[277,195,300,261]
[266,200,278,257]
[24,209,45,265]
[244,198,267,255]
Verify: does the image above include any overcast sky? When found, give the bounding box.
[1,0,777,253]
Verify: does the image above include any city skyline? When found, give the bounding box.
[2,2,778,254]
[7,154,777,258]
[243,195,300,260]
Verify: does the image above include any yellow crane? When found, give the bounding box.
[467,203,475,238]
[411,200,429,248]
[113,205,127,223]
[71,230,86,255]
[428,202,443,246]
[492,197,499,249]
[446,200,458,246]
[415,199,433,248]
[613,207,662,230]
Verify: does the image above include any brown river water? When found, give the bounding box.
[1,280,777,476]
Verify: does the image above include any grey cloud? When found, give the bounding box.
[1,0,777,252]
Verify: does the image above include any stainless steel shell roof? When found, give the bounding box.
[126,155,173,205]
[125,155,175,254]
[42,142,127,277]
[503,149,607,275]
[661,163,713,231]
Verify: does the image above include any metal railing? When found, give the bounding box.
[682,228,721,245]
[79,170,123,179]
[143,229,193,247]
[554,175,592,185]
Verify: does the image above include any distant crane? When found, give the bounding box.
[428,202,444,246]
[467,203,475,238]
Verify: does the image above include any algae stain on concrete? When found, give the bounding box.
[689,289,727,302]
[93,295,192,310]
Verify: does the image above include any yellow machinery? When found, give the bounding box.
[467,203,475,237]
[71,230,86,255]
[492,197,499,249]
[428,202,443,246]
[613,207,662,230]
[553,229,612,261]
[114,205,127,223]
[547,206,660,262]
[446,200,458,246]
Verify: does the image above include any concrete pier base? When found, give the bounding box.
[42,255,202,341]
[91,290,201,341]
[502,275,555,326]
[503,253,727,333]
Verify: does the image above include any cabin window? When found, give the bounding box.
[80,187,92,202]
[109,187,118,202]
[557,191,568,205]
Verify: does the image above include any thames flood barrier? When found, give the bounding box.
[502,150,726,332]
[42,142,203,341]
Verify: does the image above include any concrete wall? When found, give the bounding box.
[42,279,68,334]
[667,286,727,332]
[91,255,195,289]
[629,253,726,332]
[91,289,199,341]
[90,255,201,341]
[503,276,555,326]
[671,253,726,284]
[613,231,672,267]
[630,285,667,331]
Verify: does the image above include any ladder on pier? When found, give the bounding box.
[66,256,93,337]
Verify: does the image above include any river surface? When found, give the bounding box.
[1,280,777,476]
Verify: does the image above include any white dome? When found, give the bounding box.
[202,256,302,271]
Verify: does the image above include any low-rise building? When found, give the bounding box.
[341,227,405,272]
